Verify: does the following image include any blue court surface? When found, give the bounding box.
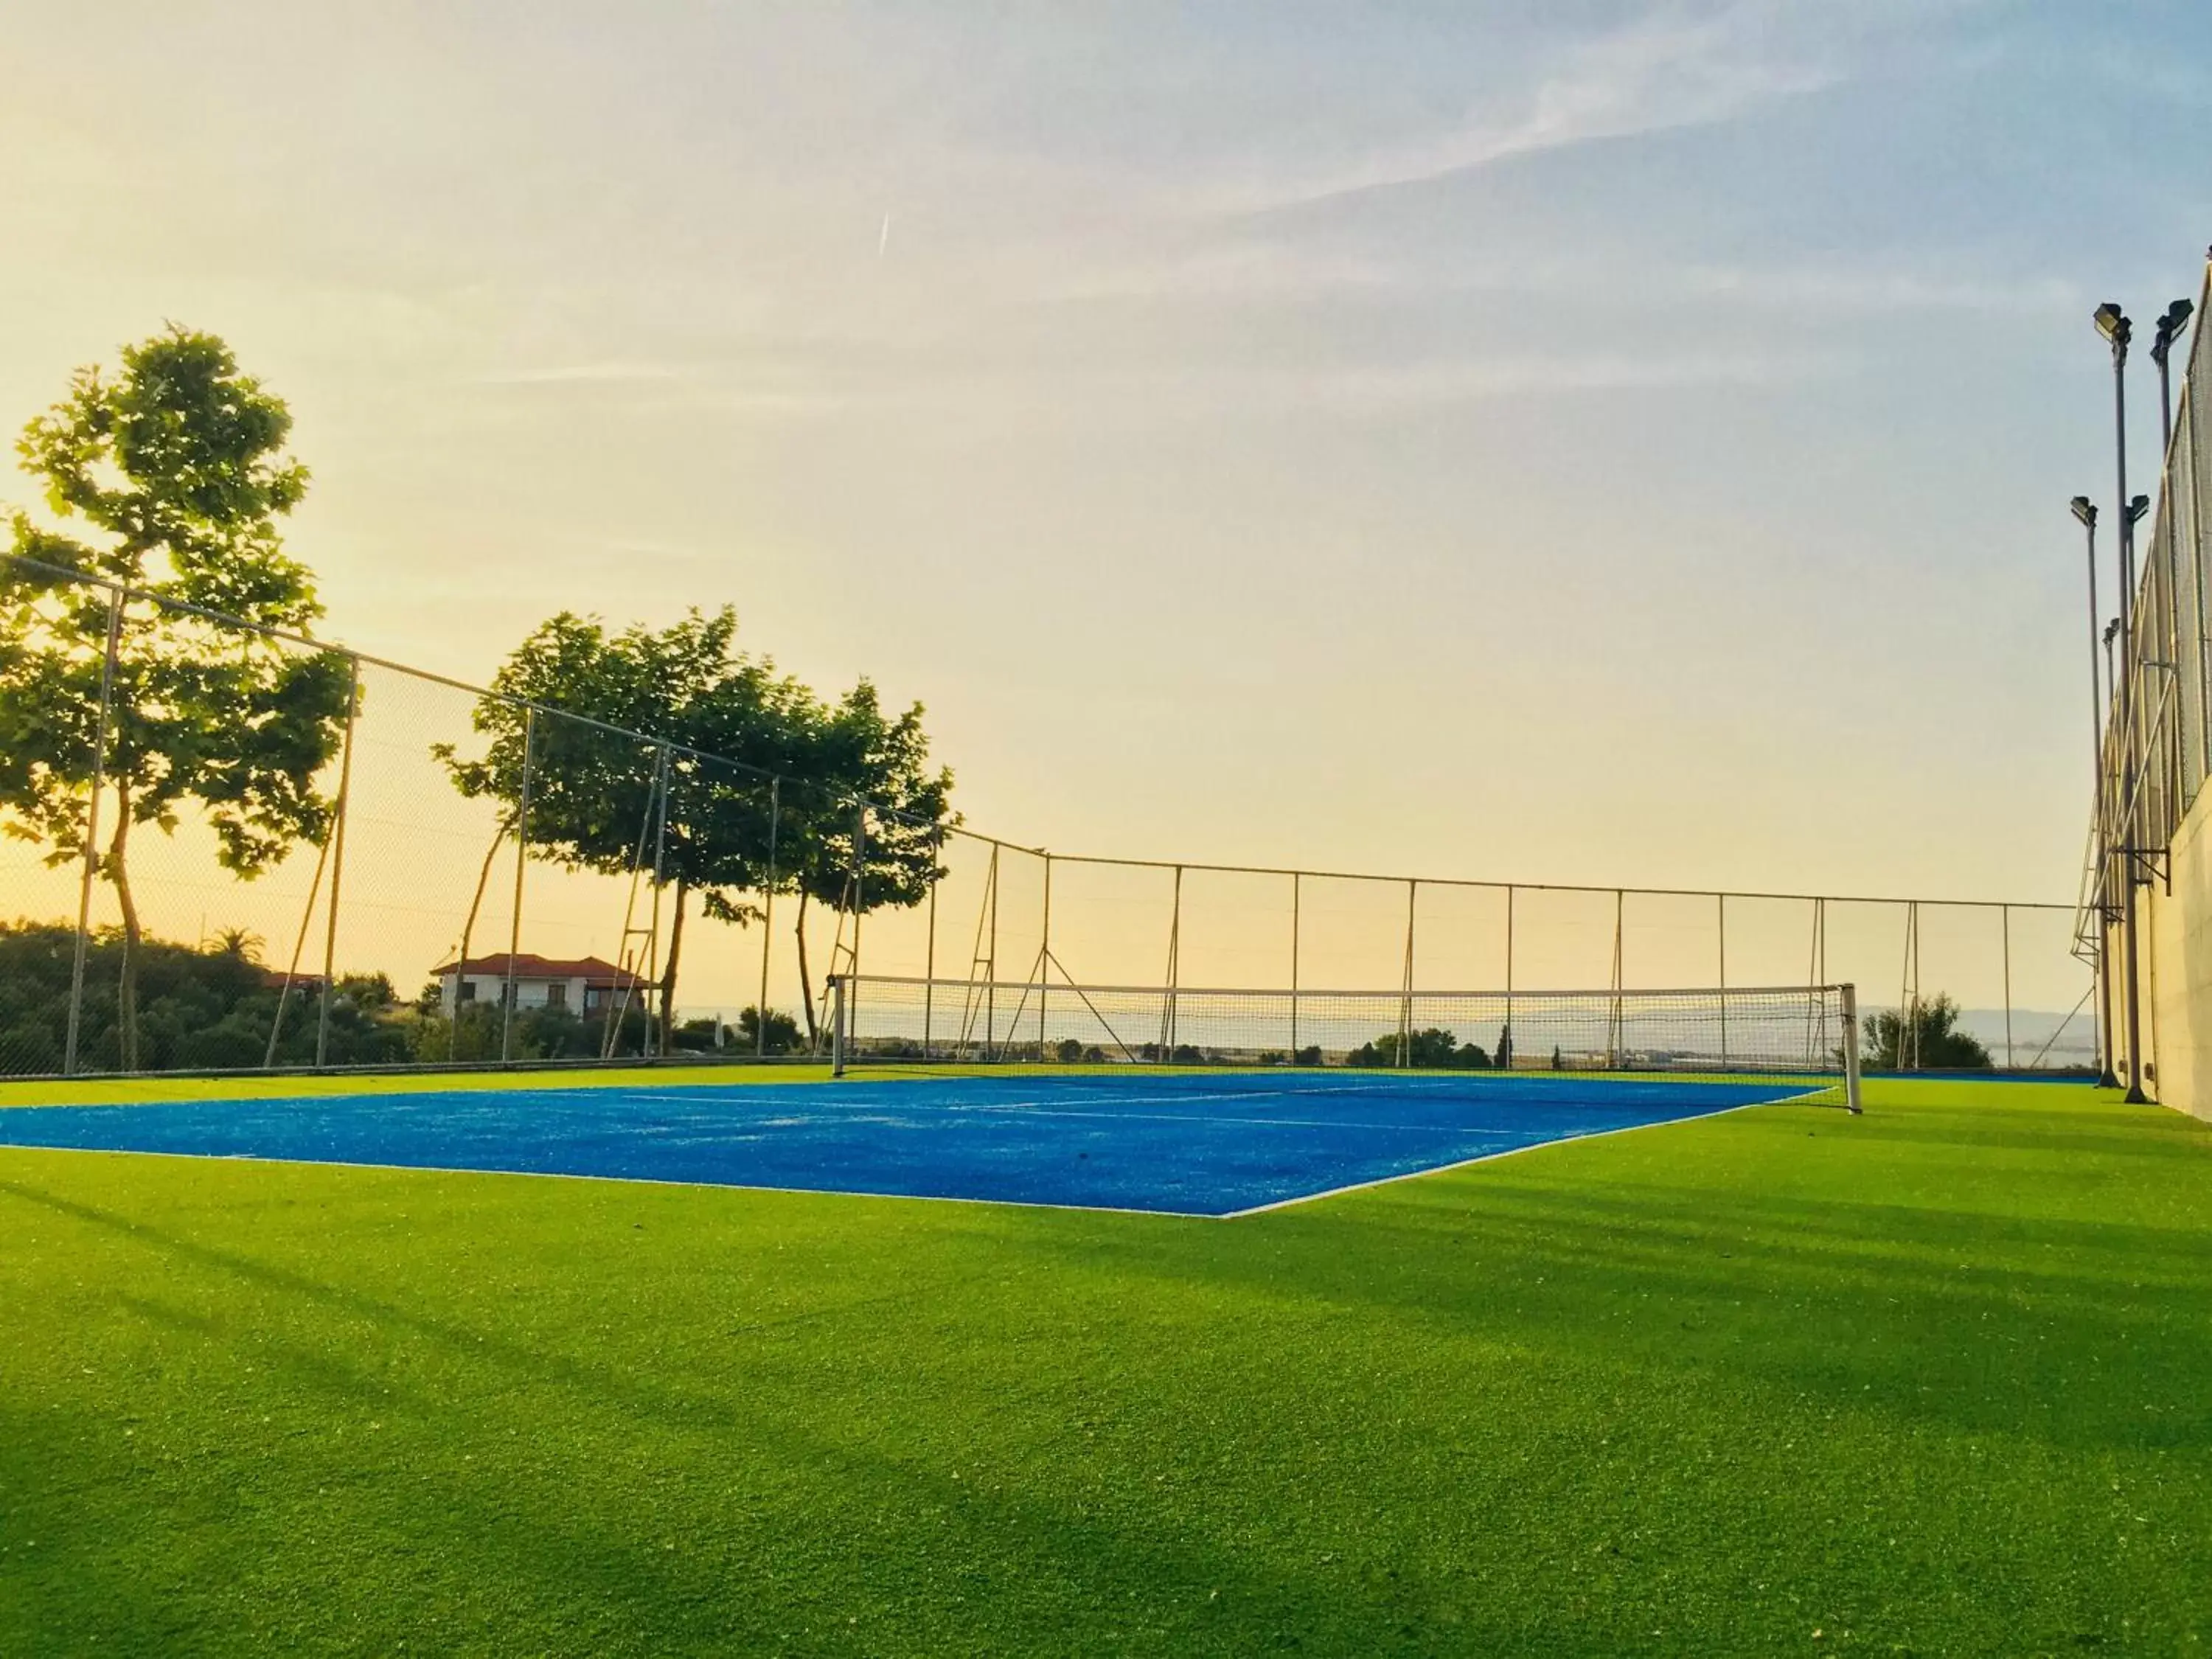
[0,1070,1811,1217]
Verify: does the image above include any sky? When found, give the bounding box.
[5,0,2212,912]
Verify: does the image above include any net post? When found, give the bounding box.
[313,656,362,1070]
[1840,982,1864,1113]
[1289,872,1301,1060]
[830,974,846,1078]
[63,591,123,1079]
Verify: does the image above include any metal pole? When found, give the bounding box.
[2002,903,2014,1070]
[2077,501,2118,1086]
[923,824,939,1060]
[63,593,123,1078]
[1503,884,1515,1068]
[1609,888,1624,1069]
[501,708,535,1063]
[1840,983,1864,1113]
[1717,892,1728,1068]
[1038,853,1051,1060]
[987,844,1000,1058]
[849,804,866,1055]
[644,745,669,1059]
[1399,880,1416,1067]
[830,975,846,1078]
[313,658,362,1069]
[757,776,778,1060]
[1163,864,1182,1060]
[1289,871,1301,1059]
[2109,316,2149,1103]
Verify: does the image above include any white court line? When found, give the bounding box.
[1219,1096,1801,1217]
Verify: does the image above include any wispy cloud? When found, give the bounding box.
[1225,2,1837,214]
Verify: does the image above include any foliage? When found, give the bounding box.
[0,919,409,1074]
[445,607,955,1050]
[1863,992,1993,1070]
[0,328,348,1066]
[1343,1027,1495,1070]
[734,1004,803,1056]
[778,678,954,1042]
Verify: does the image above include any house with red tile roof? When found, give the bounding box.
[431,954,650,1018]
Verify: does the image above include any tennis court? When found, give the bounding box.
[0,1068,1813,1217]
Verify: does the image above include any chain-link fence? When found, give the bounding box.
[0,554,2090,1079]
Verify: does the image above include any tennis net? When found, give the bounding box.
[829,975,1863,1110]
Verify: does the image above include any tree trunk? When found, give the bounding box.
[451,813,509,1061]
[794,889,816,1048]
[658,882,688,1056]
[108,782,141,1071]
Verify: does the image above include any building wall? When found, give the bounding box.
[2114,781,2212,1121]
[438,973,591,1015]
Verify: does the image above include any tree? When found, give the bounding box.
[780,680,953,1046]
[736,1004,801,1056]
[438,608,818,1051]
[0,328,348,1068]
[1863,993,1992,1071]
[1343,1027,1492,1069]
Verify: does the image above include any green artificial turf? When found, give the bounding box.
[2,1077,2208,1655]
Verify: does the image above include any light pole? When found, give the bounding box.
[2072,495,2118,1088]
[2094,302,2149,1102]
[2151,299,2193,454]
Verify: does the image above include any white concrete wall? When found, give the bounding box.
[439,973,590,1015]
[2108,782,2212,1121]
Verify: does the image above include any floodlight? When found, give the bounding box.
[2126,493,2151,524]
[2094,304,2131,347]
[2071,495,2097,526]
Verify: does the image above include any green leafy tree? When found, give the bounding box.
[1863,993,1992,1071]
[780,680,953,1046]
[0,328,348,1067]
[736,1004,802,1056]
[1344,1027,1493,1069]
[438,608,817,1050]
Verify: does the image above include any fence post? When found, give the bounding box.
[1503,884,1514,1068]
[1289,871,1301,1059]
[1161,864,1182,1060]
[313,656,362,1069]
[1399,880,1416,1067]
[988,843,1000,1057]
[758,776,779,1059]
[1610,888,1624,1068]
[830,975,846,1078]
[923,824,939,1060]
[63,591,124,1079]
[2002,902,2014,1069]
[501,708,535,1063]
[1038,853,1051,1061]
[848,803,867,1053]
[1717,892,1728,1068]
[644,744,670,1058]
